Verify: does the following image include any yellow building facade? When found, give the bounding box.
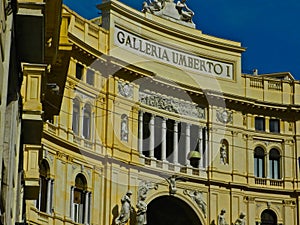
[24,1,300,225]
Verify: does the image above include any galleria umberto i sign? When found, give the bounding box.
[114,27,234,79]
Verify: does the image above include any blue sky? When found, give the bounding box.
[63,0,300,80]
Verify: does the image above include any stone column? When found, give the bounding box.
[185,123,191,166]
[149,114,155,158]
[205,128,209,167]
[138,111,143,155]
[46,179,52,214]
[161,118,167,161]
[198,127,203,168]
[84,191,90,224]
[70,186,74,220]
[173,121,178,164]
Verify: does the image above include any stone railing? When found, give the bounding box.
[255,177,283,187]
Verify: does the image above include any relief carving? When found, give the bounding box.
[183,189,206,217]
[216,109,232,124]
[139,90,205,119]
[118,81,133,99]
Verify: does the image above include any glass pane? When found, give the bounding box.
[86,69,94,85]
[254,158,258,177]
[258,158,263,177]
[76,63,84,80]
[269,160,273,179]
[255,117,265,131]
[270,119,280,133]
[274,160,279,179]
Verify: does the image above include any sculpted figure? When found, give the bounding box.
[136,200,147,225]
[217,209,228,225]
[220,143,228,165]
[176,0,194,22]
[184,190,207,217]
[142,0,164,13]
[121,115,129,142]
[234,212,246,225]
[115,191,133,225]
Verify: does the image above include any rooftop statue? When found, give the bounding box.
[142,0,165,13]
[142,0,195,28]
[176,0,194,23]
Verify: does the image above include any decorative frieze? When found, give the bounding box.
[139,90,205,119]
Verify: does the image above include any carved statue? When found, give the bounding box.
[142,0,165,13]
[175,0,194,22]
[166,175,187,195]
[115,191,133,225]
[184,190,207,217]
[220,143,228,165]
[234,212,246,225]
[136,200,147,225]
[136,181,158,225]
[121,115,129,142]
[138,181,158,201]
[217,209,228,225]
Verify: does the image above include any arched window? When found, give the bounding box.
[37,160,53,214]
[83,104,92,139]
[269,149,280,179]
[261,209,277,225]
[71,174,91,224]
[254,147,265,178]
[72,99,80,135]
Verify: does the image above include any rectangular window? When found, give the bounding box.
[255,117,265,131]
[86,69,95,86]
[76,63,84,80]
[269,119,280,133]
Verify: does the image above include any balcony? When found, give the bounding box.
[142,156,206,177]
[254,177,283,187]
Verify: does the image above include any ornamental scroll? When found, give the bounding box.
[139,90,205,119]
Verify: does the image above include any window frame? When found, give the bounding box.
[254,147,265,178]
[255,117,265,131]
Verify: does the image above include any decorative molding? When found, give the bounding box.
[244,196,255,202]
[216,109,232,124]
[139,90,205,119]
[56,152,65,160]
[66,155,73,162]
[118,81,133,99]
[67,80,76,89]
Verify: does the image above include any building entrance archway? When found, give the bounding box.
[261,209,277,225]
[147,195,202,225]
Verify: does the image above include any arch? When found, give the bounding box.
[75,173,87,190]
[37,159,53,213]
[39,159,50,177]
[261,209,277,225]
[147,195,202,225]
[254,147,265,178]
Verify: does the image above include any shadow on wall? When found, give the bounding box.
[111,205,119,225]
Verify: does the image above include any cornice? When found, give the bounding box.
[98,0,245,54]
